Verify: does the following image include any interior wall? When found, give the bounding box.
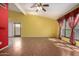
[9,11,60,38]
[8,21,14,37]
[0,4,8,49]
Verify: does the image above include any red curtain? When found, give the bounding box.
[58,7,79,45]
[68,14,79,45]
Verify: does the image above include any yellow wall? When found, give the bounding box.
[9,11,60,38]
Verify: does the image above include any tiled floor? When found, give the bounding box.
[0,37,79,56]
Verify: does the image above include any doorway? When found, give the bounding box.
[8,22,21,48]
[14,23,21,37]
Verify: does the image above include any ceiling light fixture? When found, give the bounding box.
[31,3,49,12]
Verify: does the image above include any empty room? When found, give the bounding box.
[0,3,79,56]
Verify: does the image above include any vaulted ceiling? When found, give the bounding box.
[8,3,79,19]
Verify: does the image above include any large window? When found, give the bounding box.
[59,7,79,45]
[61,19,79,41]
[65,20,71,38]
[61,19,66,37]
[74,22,79,40]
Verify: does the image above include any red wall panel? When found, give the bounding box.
[0,4,8,49]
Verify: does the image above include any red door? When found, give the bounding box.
[0,3,8,49]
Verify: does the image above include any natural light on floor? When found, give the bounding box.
[62,37,79,46]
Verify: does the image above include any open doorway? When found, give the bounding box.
[8,22,21,48]
[14,23,21,37]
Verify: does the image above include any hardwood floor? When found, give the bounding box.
[0,37,63,56]
[1,37,78,56]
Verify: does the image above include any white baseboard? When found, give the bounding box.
[0,45,8,51]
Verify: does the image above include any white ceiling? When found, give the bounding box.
[9,3,79,19]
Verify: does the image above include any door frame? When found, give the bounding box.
[14,22,21,37]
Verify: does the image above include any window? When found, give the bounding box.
[61,18,79,41]
[61,19,66,37]
[74,22,79,40]
[65,20,71,38]
[61,19,71,38]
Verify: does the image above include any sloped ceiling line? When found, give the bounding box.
[14,3,26,15]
